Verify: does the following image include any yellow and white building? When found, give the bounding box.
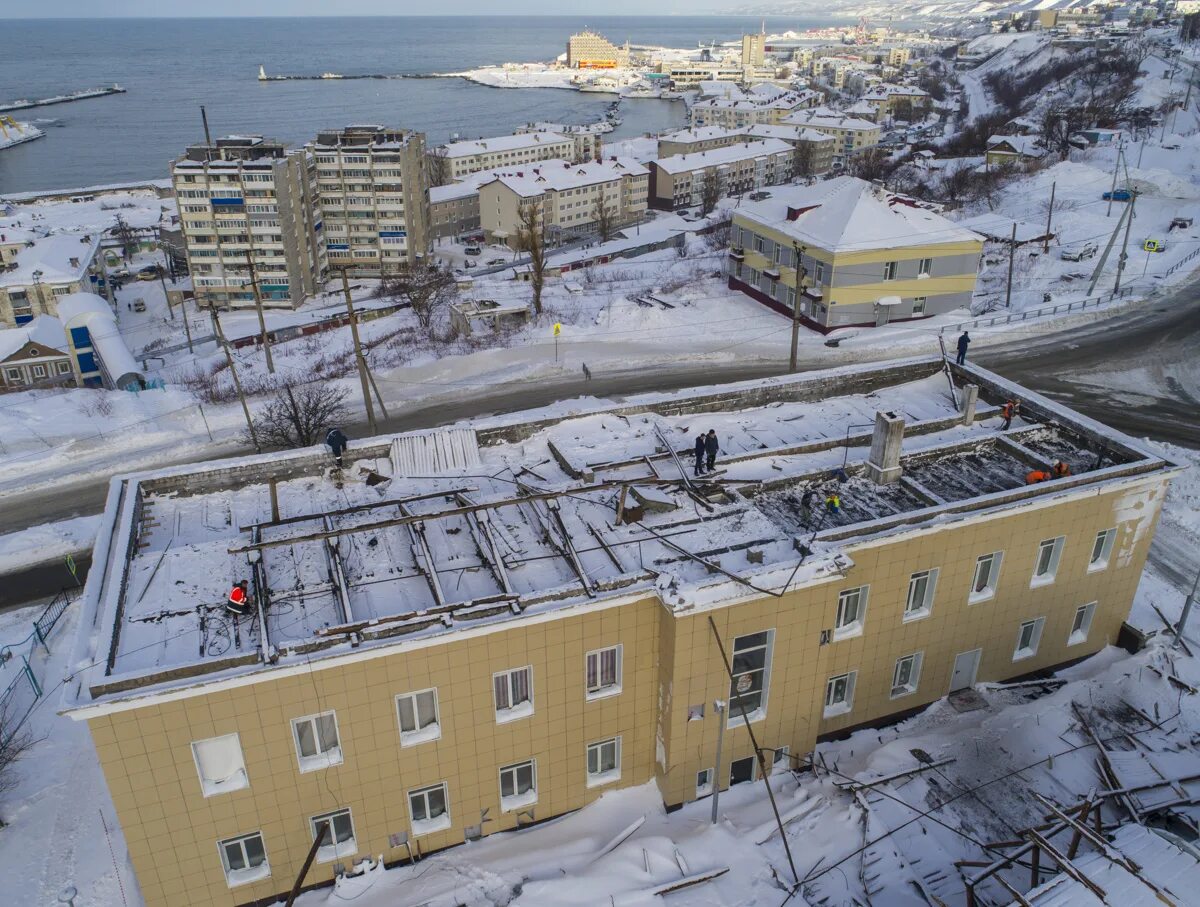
[434,132,580,182]
[648,139,795,210]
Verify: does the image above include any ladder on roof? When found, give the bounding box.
[937,334,960,410]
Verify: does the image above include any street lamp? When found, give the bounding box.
[31,269,44,315]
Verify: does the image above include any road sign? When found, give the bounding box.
[552,322,562,337]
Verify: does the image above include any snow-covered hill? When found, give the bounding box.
[736,0,1105,24]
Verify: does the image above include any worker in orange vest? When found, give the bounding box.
[1000,399,1021,430]
[227,580,252,616]
[1026,469,1051,485]
[1051,460,1071,478]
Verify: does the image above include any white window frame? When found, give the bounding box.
[310,808,356,863]
[191,733,249,797]
[498,759,538,812]
[970,551,1004,604]
[585,644,623,701]
[1030,537,1065,587]
[291,711,343,773]
[1013,617,1046,661]
[824,670,857,718]
[408,781,452,836]
[918,256,933,276]
[396,688,441,747]
[912,296,927,315]
[493,665,534,724]
[586,736,622,788]
[1088,528,1116,572]
[883,260,898,281]
[814,261,825,283]
[904,569,938,621]
[834,586,869,639]
[696,767,714,798]
[1069,602,1097,646]
[217,831,270,887]
[891,652,923,698]
[728,629,774,726]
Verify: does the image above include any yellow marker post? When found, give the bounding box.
[552,322,562,361]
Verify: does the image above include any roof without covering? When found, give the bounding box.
[651,139,793,175]
[733,176,983,253]
[441,131,574,159]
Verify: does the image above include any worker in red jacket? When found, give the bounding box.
[227,580,252,616]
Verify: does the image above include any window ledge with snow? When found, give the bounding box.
[317,839,357,864]
[297,747,343,774]
[890,685,916,700]
[587,768,621,789]
[902,608,930,624]
[411,814,452,837]
[500,790,538,813]
[1087,561,1110,574]
[696,781,713,798]
[1012,648,1036,662]
[200,769,248,798]
[400,725,441,748]
[968,589,995,606]
[832,623,863,642]
[225,863,271,888]
[823,703,852,719]
[495,701,534,725]
[1068,631,1089,647]
[1029,575,1056,589]
[728,706,766,728]
[585,685,622,703]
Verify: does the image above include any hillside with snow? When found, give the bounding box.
[737,0,1106,24]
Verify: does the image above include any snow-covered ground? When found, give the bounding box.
[0,515,99,574]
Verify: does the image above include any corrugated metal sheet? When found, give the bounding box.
[391,428,481,477]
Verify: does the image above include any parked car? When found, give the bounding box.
[486,257,507,266]
[137,265,160,281]
[132,298,147,312]
[1143,238,1167,253]
[1102,189,1132,202]
[464,244,482,256]
[1060,242,1098,262]
[1170,217,1193,231]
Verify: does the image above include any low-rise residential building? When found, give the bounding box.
[689,88,822,129]
[0,314,75,390]
[986,135,1046,167]
[171,135,325,309]
[65,355,1179,907]
[478,157,649,248]
[783,108,882,164]
[429,181,482,242]
[648,139,795,210]
[0,231,101,327]
[513,122,604,164]
[56,292,144,389]
[309,125,431,275]
[659,61,775,89]
[859,84,932,121]
[433,133,579,182]
[657,126,835,176]
[727,176,983,329]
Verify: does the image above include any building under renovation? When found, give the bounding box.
[64,357,1179,906]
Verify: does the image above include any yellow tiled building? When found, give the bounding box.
[66,359,1176,906]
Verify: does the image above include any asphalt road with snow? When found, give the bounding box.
[1,285,1196,606]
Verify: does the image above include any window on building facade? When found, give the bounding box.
[310,808,356,863]
[499,759,537,811]
[291,711,342,772]
[1031,537,1065,586]
[218,831,269,886]
[970,552,1004,603]
[1089,528,1116,571]
[493,666,533,723]
[396,689,440,746]
[1069,603,1097,645]
[912,296,927,315]
[918,257,933,277]
[191,733,248,797]
[408,782,451,835]
[904,569,938,621]
[1013,618,1046,660]
[835,586,868,639]
[586,736,621,787]
[824,671,857,717]
[883,261,898,281]
[729,630,773,723]
[585,645,622,699]
[729,755,756,785]
[814,262,825,284]
[696,768,714,797]
[891,653,923,698]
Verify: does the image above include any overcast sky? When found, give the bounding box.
[4,0,733,16]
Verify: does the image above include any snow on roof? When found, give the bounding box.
[744,124,835,144]
[861,84,930,100]
[785,108,879,131]
[55,292,142,387]
[659,126,745,145]
[696,80,746,100]
[0,232,99,288]
[956,213,1052,244]
[55,291,113,326]
[652,139,793,175]
[734,176,984,253]
[691,89,818,112]
[987,135,1046,157]
[0,314,67,361]
[484,157,647,198]
[441,131,574,159]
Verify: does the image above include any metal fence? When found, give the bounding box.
[939,285,1137,335]
[1165,246,1200,278]
[0,590,75,750]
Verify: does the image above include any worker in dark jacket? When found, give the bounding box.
[1052,460,1071,478]
[704,429,720,472]
[693,433,706,476]
[326,427,349,467]
[956,331,970,365]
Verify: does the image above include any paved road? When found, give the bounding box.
[2,284,1196,606]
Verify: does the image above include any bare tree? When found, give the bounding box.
[517,199,548,315]
[247,381,349,449]
[426,146,451,188]
[700,169,722,216]
[704,210,733,250]
[1,704,39,800]
[594,193,615,243]
[792,140,815,180]
[111,214,139,261]
[376,263,458,333]
[1039,104,1086,161]
[851,148,894,183]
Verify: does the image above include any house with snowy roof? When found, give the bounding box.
[986,135,1046,168]
[648,140,795,211]
[727,176,984,330]
[0,314,76,390]
[859,84,932,121]
[0,231,101,328]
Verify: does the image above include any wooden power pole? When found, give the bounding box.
[244,250,275,374]
[1005,221,1017,309]
[210,310,260,452]
[1114,190,1137,296]
[1043,181,1056,254]
[340,269,377,435]
[788,242,807,373]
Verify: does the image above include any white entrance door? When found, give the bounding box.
[950,648,982,692]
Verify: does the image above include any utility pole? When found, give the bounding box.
[1114,189,1137,296]
[1106,140,1123,218]
[179,293,194,355]
[1087,201,1129,297]
[1004,221,1017,309]
[1173,566,1200,650]
[200,105,212,146]
[210,309,260,452]
[244,250,275,374]
[710,699,726,825]
[1043,181,1056,254]
[788,242,807,373]
[340,268,377,435]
